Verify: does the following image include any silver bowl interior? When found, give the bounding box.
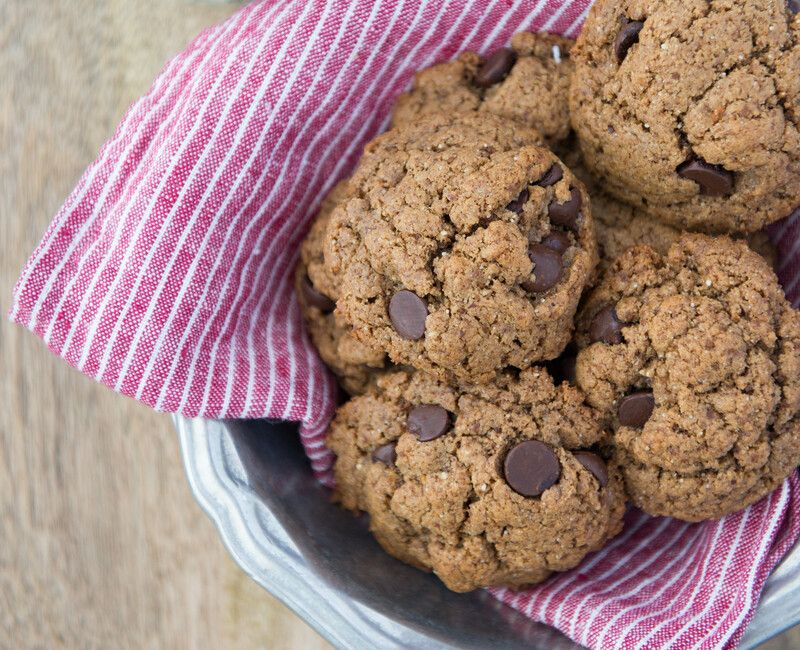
[177,416,800,649]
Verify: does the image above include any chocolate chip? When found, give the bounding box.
[541,231,571,254]
[302,275,335,312]
[536,164,563,187]
[548,188,582,231]
[389,290,427,340]
[407,404,450,442]
[372,442,397,466]
[790,0,800,14]
[615,20,644,63]
[574,451,608,487]
[589,305,625,344]
[475,48,517,88]
[506,188,529,215]
[618,391,655,427]
[524,244,563,293]
[676,157,734,197]
[503,440,561,497]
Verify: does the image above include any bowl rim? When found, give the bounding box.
[176,415,800,649]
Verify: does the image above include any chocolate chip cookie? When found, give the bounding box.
[324,113,598,385]
[570,0,800,233]
[327,367,625,592]
[297,180,386,394]
[393,32,575,145]
[574,234,800,521]
[589,183,777,272]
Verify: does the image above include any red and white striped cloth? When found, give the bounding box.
[10,1,800,648]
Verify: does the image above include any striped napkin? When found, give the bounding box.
[10,1,800,648]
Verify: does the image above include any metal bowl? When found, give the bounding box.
[176,416,800,649]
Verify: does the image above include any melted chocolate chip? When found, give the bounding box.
[536,164,564,187]
[548,188,582,231]
[407,404,450,442]
[524,244,563,293]
[475,48,517,88]
[541,231,571,254]
[615,20,644,62]
[389,290,428,340]
[302,275,335,312]
[372,442,397,466]
[504,440,561,497]
[676,157,734,196]
[589,305,626,344]
[618,391,655,427]
[506,188,529,215]
[574,451,609,487]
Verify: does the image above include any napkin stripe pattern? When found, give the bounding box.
[491,476,800,650]
[10,2,800,649]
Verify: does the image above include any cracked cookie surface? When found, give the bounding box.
[324,113,598,385]
[574,234,800,521]
[570,0,800,233]
[297,180,386,394]
[393,32,575,145]
[556,147,777,270]
[326,367,625,592]
[588,179,777,272]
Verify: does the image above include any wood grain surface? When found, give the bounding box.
[0,2,330,648]
[0,2,796,649]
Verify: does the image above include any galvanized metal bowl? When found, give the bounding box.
[176,416,800,649]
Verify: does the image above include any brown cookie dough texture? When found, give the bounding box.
[574,234,800,521]
[591,188,687,273]
[589,183,777,272]
[325,113,598,385]
[570,0,800,233]
[297,180,386,394]
[559,148,778,270]
[393,32,575,145]
[326,368,625,592]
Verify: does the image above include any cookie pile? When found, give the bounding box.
[297,0,800,593]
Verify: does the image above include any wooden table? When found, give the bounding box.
[0,2,796,649]
[0,2,330,648]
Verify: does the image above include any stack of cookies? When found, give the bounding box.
[296,0,800,593]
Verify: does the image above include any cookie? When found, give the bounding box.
[327,368,625,592]
[559,145,778,270]
[574,234,800,521]
[590,184,778,272]
[297,180,386,394]
[324,113,598,385]
[591,188,687,273]
[746,230,779,269]
[570,0,800,233]
[393,32,575,145]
